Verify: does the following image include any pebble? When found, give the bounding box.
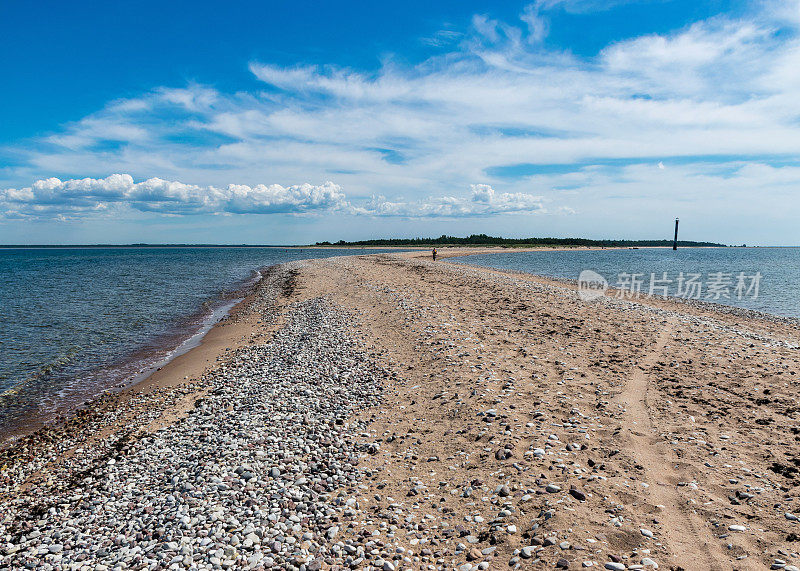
[569,487,587,501]
[0,290,389,570]
[520,546,535,559]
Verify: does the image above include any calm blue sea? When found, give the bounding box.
[0,247,389,438]
[452,247,800,318]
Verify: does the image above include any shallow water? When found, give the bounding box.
[0,247,391,437]
[452,247,800,319]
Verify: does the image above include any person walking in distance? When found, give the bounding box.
[432,248,437,261]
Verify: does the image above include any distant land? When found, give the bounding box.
[0,244,293,249]
[315,234,728,248]
[0,236,733,248]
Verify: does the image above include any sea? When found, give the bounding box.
[0,247,390,440]
[451,247,800,319]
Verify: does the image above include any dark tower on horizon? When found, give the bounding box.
[673,218,679,250]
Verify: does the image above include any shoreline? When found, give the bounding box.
[438,246,800,326]
[4,244,798,448]
[4,245,799,447]
[0,263,271,448]
[2,253,799,569]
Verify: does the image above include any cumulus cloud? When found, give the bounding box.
[0,175,349,219]
[357,184,544,217]
[0,176,541,220]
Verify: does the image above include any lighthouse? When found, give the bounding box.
[673,218,679,250]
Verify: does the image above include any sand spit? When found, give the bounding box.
[2,253,800,570]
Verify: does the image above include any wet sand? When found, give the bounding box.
[1,252,799,570]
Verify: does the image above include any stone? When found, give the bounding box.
[520,546,535,559]
[468,548,483,561]
[569,488,586,501]
[728,525,747,532]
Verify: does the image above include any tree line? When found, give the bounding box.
[315,234,726,248]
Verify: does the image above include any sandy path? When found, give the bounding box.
[615,317,732,569]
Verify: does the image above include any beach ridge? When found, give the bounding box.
[1,252,798,570]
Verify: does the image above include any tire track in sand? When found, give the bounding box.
[615,318,733,571]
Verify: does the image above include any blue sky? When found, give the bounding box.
[1,0,799,244]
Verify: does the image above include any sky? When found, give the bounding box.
[1,0,799,245]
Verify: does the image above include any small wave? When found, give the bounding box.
[0,347,80,403]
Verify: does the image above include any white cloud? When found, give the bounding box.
[357,184,544,217]
[2,1,800,240]
[0,175,349,218]
[0,176,543,220]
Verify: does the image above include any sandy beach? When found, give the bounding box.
[2,251,799,570]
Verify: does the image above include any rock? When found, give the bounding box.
[557,558,570,569]
[640,528,654,538]
[640,557,658,568]
[468,548,483,561]
[728,525,747,532]
[569,487,586,501]
[604,563,626,570]
[546,484,561,493]
[520,546,535,559]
